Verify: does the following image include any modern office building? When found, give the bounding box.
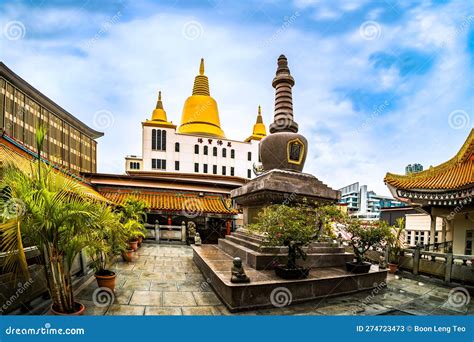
[0,62,103,173]
[124,59,266,179]
[339,182,404,220]
[405,163,423,175]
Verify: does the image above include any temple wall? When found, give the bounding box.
[452,214,473,255]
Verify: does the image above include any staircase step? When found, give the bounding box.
[231,231,265,244]
[225,235,285,254]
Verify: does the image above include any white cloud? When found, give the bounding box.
[0,0,472,197]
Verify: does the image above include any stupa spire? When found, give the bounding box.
[192,58,210,96]
[269,54,298,133]
[156,91,163,109]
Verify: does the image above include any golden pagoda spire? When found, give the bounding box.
[192,58,210,96]
[151,91,171,123]
[245,105,267,142]
[178,58,225,138]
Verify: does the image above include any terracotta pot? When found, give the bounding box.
[388,263,398,274]
[94,271,116,291]
[51,302,85,315]
[129,240,138,251]
[122,249,133,262]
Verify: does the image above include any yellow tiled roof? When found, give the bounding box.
[385,129,474,190]
[0,143,108,202]
[100,190,237,215]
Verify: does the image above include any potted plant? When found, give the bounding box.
[387,218,405,274]
[0,126,104,314]
[345,218,392,274]
[86,207,125,291]
[119,197,147,251]
[249,202,341,279]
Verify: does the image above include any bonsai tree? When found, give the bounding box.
[345,218,392,264]
[248,201,342,270]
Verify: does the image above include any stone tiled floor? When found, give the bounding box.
[76,243,473,316]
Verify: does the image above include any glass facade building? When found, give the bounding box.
[0,63,102,173]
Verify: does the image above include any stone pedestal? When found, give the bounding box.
[231,169,340,225]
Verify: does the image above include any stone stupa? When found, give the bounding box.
[231,55,340,225]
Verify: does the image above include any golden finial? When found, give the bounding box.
[256,105,263,124]
[199,58,205,75]
[156,90,163,109]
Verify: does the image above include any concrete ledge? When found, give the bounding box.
[193,245,387,312]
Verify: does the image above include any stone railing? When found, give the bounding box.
[399,248,473,283]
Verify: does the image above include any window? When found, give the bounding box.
[203,164,208,173]
[194,163,199,173]
[230,167,235,176]
[129,162,140,170]
[152,129,166,151]
[213,165,217,174]
[222,166,226,175]
[231,149,235,159]
[204,146,208,155]
[465,230,473,255]
[152,158,166,170]
[406,232,412,246]
[247,169,251,178]
[175,142,180,152]
[194,144,199,154]
[222,148,227,158]
[248,151,252,161]
[213,147,217,156]
[175,160,180,171]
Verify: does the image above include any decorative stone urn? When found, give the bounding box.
[260,55,308,172]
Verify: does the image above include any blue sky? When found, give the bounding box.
[0,0,473,195]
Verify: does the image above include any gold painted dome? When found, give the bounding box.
[178,58,225,138]
[245,105,267,142]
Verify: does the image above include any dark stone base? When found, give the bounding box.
[218,231,353,270]
[193,245,388,312]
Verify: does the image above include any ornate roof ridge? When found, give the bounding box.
[384,128,474,190]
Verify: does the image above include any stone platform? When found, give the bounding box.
[218,230,353,270]
[193,244,387,312]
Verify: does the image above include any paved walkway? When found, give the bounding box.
[76,243,472,316]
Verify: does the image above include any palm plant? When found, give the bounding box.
[119,197,147,242]
[388,218,405,265]
[0,127,106,313]
[86,206,126,275]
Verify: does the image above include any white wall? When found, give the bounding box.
[125,125,260,179]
